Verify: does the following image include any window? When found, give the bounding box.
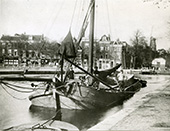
[2,49,5,54]
[8,49,12,56]
[106,46,109,51]
[157,62,160,67]
[99,61,102,69]
[100,46,104,51]
[14,51,17,56]
[8,43,12,48]
[111,61,113,67]
[14,49,18,56]
[85,43,89,47]
[14,43,18,48]
[32,52,35,57]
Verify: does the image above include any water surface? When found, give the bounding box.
[1,75,170,130]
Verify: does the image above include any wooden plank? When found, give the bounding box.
[0,76,52,82]
[0,70,84,75]
[0,70,60,74]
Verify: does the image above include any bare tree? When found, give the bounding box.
[130,30,150,68]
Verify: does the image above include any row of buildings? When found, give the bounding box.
[0,33,157,70]
[0,33,50,67]
[0,33,127,69]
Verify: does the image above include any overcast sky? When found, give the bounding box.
[0,0,170,49]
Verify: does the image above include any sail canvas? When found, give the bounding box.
[59,31,76,58]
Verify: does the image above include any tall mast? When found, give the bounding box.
[89,0,95,73]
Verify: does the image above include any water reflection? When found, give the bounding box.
[29,104,123,130]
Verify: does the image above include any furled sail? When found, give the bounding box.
[59,31,76,58]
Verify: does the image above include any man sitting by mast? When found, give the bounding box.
[89,66,100,89]
[67,66,74,80]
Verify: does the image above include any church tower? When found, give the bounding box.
[150,36,157,51]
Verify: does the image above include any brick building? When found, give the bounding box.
[0,33,44,66]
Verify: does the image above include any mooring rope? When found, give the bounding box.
[2,81,35,90]
[1,81,45,91]
[0,83,27,100]
[1,82,35,93]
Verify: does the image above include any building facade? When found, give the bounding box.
[0,33,44,67]
[80,35,128,70]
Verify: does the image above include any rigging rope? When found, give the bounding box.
[57,98,74,109]
[70,0,78,29]
[74,0,83,35]
[106,0,112,38]
[43,0,61,35]
[95,2,98,38]
[46,0,66,36]
[27,0,66,64]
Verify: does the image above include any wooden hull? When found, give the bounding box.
[29,78,142,110]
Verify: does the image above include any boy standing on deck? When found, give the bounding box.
[117,69,125,91]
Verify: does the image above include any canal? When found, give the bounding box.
[0,75,170,130]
